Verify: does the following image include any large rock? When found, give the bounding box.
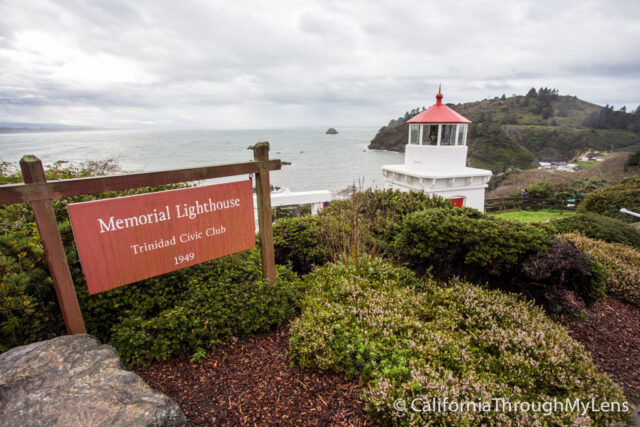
[0,335,187,427]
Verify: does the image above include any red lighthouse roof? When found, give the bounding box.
[407,89,471,124]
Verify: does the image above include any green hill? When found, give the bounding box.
[368,89,640,171]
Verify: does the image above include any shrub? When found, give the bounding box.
[519,236,606,306]
[273,189,451,275]
[1,162,302,363]
[317,189,453,261]
[110,249,302,366]
[289,260,632,425]
[0,162,192,351]
[524,177,611,203]
[394,209,606,308]
[394,208,553,276]
[577,176,640,222]
[273,215,328,274]
[552,212,640,249]
[626,150,640,167]
[565,233,640,307]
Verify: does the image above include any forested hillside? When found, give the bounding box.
[369,88,640,171]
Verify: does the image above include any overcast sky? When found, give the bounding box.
[1,0,639,128]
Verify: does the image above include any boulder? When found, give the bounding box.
[325,128,338,134]
[0,334,187,427]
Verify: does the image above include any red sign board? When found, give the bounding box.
[68,180,255,294]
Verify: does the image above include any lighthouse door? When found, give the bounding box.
[448,197,464,208]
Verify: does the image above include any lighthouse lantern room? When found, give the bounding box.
[382,89,492,211]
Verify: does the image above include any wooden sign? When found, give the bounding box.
[68,180,255,294]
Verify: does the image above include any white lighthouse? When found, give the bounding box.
[382,89,492,211]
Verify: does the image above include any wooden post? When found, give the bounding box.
[253,143,277,285]
[20,155,86,334]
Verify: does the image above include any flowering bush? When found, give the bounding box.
[289,259,632,425]
[564,233,640,307]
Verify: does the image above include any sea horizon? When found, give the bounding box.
[0,126,404,194]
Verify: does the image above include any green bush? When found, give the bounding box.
[552,212,640,248]
[289,260,632,425]
[577,176,640,222]
[394,208,605,307]
[0,227,58,348]
[273,215,328,274]
[1,162,302,364]
[565,233,640,307]
[525,177,612,203]
[626,150,640,167]
[109,250,302,366]
[394,208,553,275]
[0,162,192,351]
[318,189,453,261]
[273,189,453,275]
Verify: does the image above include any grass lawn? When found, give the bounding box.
[490,208,574,223]
[577,160,597,169]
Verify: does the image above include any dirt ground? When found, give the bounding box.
[135,327,369,426]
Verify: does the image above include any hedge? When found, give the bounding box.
[109,250,302,366]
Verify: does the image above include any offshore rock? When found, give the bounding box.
[325,127,338,134]
[0,334,187,427]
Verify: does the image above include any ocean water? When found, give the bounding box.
[0,127,403,194]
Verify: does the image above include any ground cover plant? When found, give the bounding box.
[564,233,640,307]
[289,259,632,425]
[552,212,640,249]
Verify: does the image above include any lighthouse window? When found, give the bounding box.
[422,125,438,145]
[441,125,455,145]
[457,125,467,145]
[409,124,419,144]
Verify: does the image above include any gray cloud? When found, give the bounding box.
[0,0,639,127]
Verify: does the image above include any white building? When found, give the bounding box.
[382,90,492,211]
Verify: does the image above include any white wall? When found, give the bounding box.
[404,145,468,171]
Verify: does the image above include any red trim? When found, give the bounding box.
[408,90,471,124]
[448,197,464,208]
